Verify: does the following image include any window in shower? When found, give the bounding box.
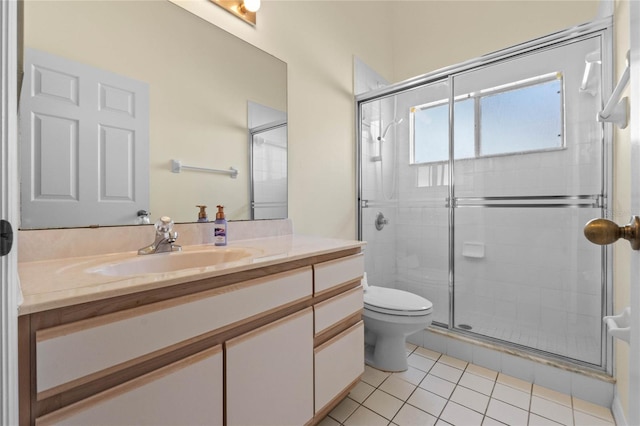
[411,98,474,163]
[410,73,564,164]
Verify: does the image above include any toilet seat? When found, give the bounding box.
[364,286,432,317]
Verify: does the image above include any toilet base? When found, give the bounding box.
[364,334,409,372]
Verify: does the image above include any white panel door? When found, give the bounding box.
[20,48,149,228]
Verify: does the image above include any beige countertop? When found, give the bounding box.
[18,234,365,315]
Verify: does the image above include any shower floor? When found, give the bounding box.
[452,319,601,366]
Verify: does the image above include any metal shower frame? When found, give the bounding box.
[355,17,614,374]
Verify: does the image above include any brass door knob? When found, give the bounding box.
[584,216,640,250]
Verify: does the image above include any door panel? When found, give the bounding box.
[226,308,313,426]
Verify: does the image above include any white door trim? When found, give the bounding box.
[628,1,640,425]
[0,0,20,424]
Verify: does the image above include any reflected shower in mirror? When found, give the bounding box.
[249,101,287,219]
[19,0,287,229]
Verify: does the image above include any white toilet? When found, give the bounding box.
[363,285,433,372]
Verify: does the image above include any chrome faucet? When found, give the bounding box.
[138,216,182,255]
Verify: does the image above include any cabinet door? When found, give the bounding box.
[36,346,223,426]
[226,308,313,426]
[315,321,364,413]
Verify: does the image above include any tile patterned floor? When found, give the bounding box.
[319,344,615,426]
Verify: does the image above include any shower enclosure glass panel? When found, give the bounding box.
[453,207,604,365]
[451,35,605,366]
[452,36,603,198]
[361,81,451,324]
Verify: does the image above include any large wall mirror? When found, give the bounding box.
[19,0,287,229]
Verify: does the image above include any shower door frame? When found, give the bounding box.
[356,17,614,373]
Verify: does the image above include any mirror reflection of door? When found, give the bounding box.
[250,121,288,220]
[19,48,150,228]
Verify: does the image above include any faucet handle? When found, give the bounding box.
[155,216,174,234]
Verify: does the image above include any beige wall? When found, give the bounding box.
[390,1,599,81]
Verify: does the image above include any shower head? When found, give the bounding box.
[379,117,404,141]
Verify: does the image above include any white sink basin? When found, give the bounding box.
[88,247,255,276]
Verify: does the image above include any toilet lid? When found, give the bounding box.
[364,286,433,316]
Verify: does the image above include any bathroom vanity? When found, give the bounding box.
[17,229,365,425]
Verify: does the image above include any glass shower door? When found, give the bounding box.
[451,35,607,366]
[360,80,451,325]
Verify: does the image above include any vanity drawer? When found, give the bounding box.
[314,321,364,413]
[35,346,223,426]
[314,286,363,336]
[36,267,312,395]
[313,253,364,295]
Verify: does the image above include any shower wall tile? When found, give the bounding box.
[571,374,614,407]
[449,206,604,363]
[447,338,473,362]
[534,362,572,395]
[423,330,448,354]
[362,206,397,288]
[407,330,427,348]
[500,353,536,383]
[472,346,502,372]
[454,145,602,198]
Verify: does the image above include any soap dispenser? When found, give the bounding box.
[196,205,209,222]
[214,205,227,246]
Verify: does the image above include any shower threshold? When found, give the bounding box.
[426,324,613,382]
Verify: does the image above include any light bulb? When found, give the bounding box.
[242,0,260,12]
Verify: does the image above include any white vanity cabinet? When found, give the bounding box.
[19,246,364,426]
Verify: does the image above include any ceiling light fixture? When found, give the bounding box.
[211,0,261,26]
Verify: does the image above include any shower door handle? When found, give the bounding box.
[584,216,640,250]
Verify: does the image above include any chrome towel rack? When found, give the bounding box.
[171,159,238,179]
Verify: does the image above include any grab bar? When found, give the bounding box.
[171,159,238,179]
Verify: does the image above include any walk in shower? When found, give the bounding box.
[357,21,612,370]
